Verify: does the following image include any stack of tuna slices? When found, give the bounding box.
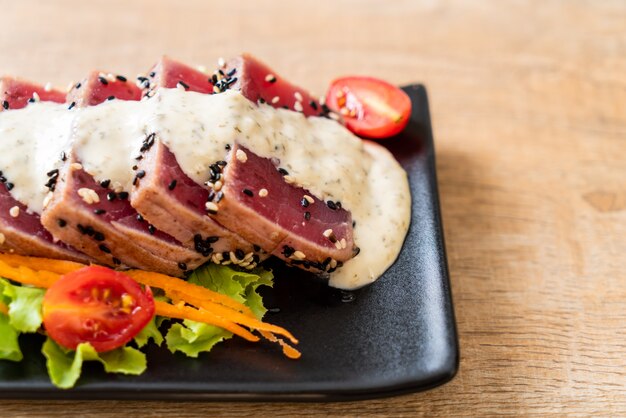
[0,55,357,277]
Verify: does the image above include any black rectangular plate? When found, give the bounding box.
[0,84,458,401]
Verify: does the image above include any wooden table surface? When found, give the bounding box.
[2,0,625,416]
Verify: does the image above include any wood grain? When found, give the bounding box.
[1,0,625,416]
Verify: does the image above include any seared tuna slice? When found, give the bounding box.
[144,56,214,96]
[210,144,356,273]
[223,53,323,117]
[0,78,89,262]
[0,77,65,111]
[41,71,202,275]
[131,57,263,268]
[131,140,260,267]
[66,71,142,107]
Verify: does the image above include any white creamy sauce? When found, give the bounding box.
[0,88,411,289]
[0,102,74,214]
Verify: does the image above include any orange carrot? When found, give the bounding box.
[0,254,86,275]
[154,300,259,342]
[169,290,298,344]
[0,261,57,288]
[0,301,8,316]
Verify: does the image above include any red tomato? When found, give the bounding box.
[42,266,154,353]
[326,76,411,139]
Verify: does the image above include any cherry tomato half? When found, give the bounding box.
[325,76,411,139]
[42,266,155,353]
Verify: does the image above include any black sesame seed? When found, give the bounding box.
[218,69,225,76]
[222,251,230,261]
[77,224,87,234]
[216,191,224,203]
[98,244,111,253]
[243,188,253,197]
[28,98,35,103]
[5,182,14,191]
[235,249,245,260]
[211,74,218,84]
[75,82,82,89]
[46,169,58,177]
[168,179,177,190]
[267,75,276,83]
[178,262,187,270]
[282,245,295,257]
[98,76,108,85]
[94,232,105,241]
[227,68,237,77]
[0,177,5,183]
[94,209,106,215]
[116,75,127,82]
[282,105,289,109]
[352,220,356,227]
[118,191,129,200]
[149,71,156,78]
[100,179,111,188]
[106,192,116,201]
[132,165,138,171]
[85,226,95,236]
[60,151,67,161]
[258,98,266,104]
[310,100,318,110]
[353,247,361,256]
[207,236,219,243]
[68,101,76,110]
[136,214,144,222]
[216,160,227,167]
[304,211,311,221]
[57,219,67,227]
[300,198,309,208]
[225,143,231,151]
[147,224,155,234]
[253,244,261,252]
[177,80,189,90]
[136,170,145,178]
[207,190,215,202]
[2,101,9,110]
[112,257,121,265]
[326,200,337,210]
[107,96,115,101]
[336,201,342,209]
[278,168,289,176]
[252,254,260,264]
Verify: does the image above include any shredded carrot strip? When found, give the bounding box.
[259,330,302,359]
[0,254,86,275]
[154,300,259,342]
[0,261,57,288]
[126,270,255,317]
[169,290,298,344]
[0,301,8,316]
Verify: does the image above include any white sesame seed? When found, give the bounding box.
[214,180,223,191]
[294,91,303,102]
[244,252,254,261]
[229,251,239,262]
[196,65,208,74]
[176,82,186,90]
[303,195,314,204]
[113,182,124,193]
[265,74,276,82]
[77,188,100,204]
[329,259,338,269]
[293,250,306,260]
[335,241,342,250]
[106,73,116,82]
[293,101,303,112]
[213,85,222,94]
[205,201,218,213]
[66,82,74,93]
[328,112,341,121]
[340,238,347,249]
[319,95,326,105]
[43,192,54,208]
[214,252,224,262]
[283,175,295,184]
[221,260,232,265]
[259,188,268,197]
[32,92,40,102]
[44,82,52,92]
[9,206,20,218]
[236,149,248,163]
[71,163,83,170]
[323,229,334,238]
[217,57,226,68]
[0,232,5,245]
[271,96,280,104]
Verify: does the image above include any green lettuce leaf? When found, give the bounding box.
[42,339,147,389]
[0,314,22,361]
[165,264,273,356]
[0,278,45,333]
[134,316,164,348]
